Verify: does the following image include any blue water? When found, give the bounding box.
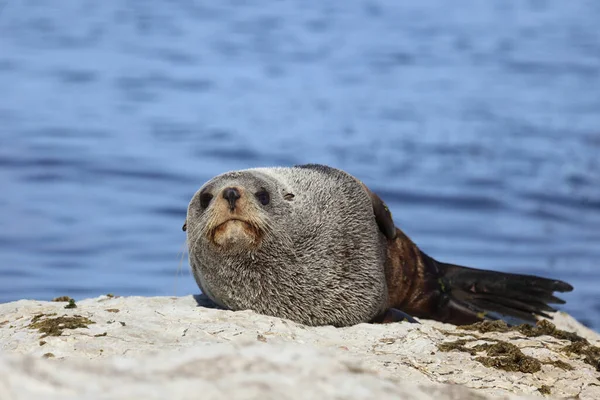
[1,1,599,329]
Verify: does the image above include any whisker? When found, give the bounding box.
[173,240,189,296]
[185,217,213,256]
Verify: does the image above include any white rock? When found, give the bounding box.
[1,295,598,400]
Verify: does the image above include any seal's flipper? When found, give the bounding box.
[384,229,573,326]
[371,308,420,324]
[433,258,573,325]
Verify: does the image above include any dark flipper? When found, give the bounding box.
[371,308,420,324]
[354,180,574,326]
[422,252,574,325]
[384,224,574,326]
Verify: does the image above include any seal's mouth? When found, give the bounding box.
[214,218,247,229]
[210,218,263,248]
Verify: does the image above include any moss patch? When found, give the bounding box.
[28,314,95,338]
[438,339,478,355]
[458,320,511,334]
[518,320,584,342]
[544,359,574,371]
[563,341,600,372]
[459,319,585,343]
[538,385,551,395]
[438,338,578,373]
[31,313,56,323]
[473,341,541,373]
[451,319,600,373]
[64,299,77,309]
[439,339,542,373]
[52,296,73,302]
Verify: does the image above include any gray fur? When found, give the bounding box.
[185,165,389,327]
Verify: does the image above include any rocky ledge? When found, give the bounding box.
[1,295,599,399]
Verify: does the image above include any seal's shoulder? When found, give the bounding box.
[295,164,338,174]
[293,164,352,180]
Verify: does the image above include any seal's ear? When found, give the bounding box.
[182,221,187,232]
[359,182,396,240]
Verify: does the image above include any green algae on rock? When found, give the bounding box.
[562,341,600,372]
[52,296,74,302]
[458,319,586,342]
[457,320,511,334]
[473,341,542,373]
[458,319,600,373]
[64,299,77,309]
[442,319,600,374]
[437,339,478,355]
[28,314,95,338]
[438,338,542,373]
[544,359,575,371]
[538,385,551,395]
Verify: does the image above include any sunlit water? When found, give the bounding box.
[1,1,599,328]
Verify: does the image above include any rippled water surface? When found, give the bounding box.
[1,1,599,328]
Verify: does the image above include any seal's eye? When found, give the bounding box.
[199,193,213,209]
[255,190,270,206]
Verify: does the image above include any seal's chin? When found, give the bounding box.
[211,219,261,249]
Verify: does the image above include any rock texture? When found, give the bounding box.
[1,295,599,399]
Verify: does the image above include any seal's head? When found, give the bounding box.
[185,170,293,255]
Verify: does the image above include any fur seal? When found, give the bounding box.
[184,164,573,327]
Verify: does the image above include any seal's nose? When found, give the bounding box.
[222,187,241,211]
